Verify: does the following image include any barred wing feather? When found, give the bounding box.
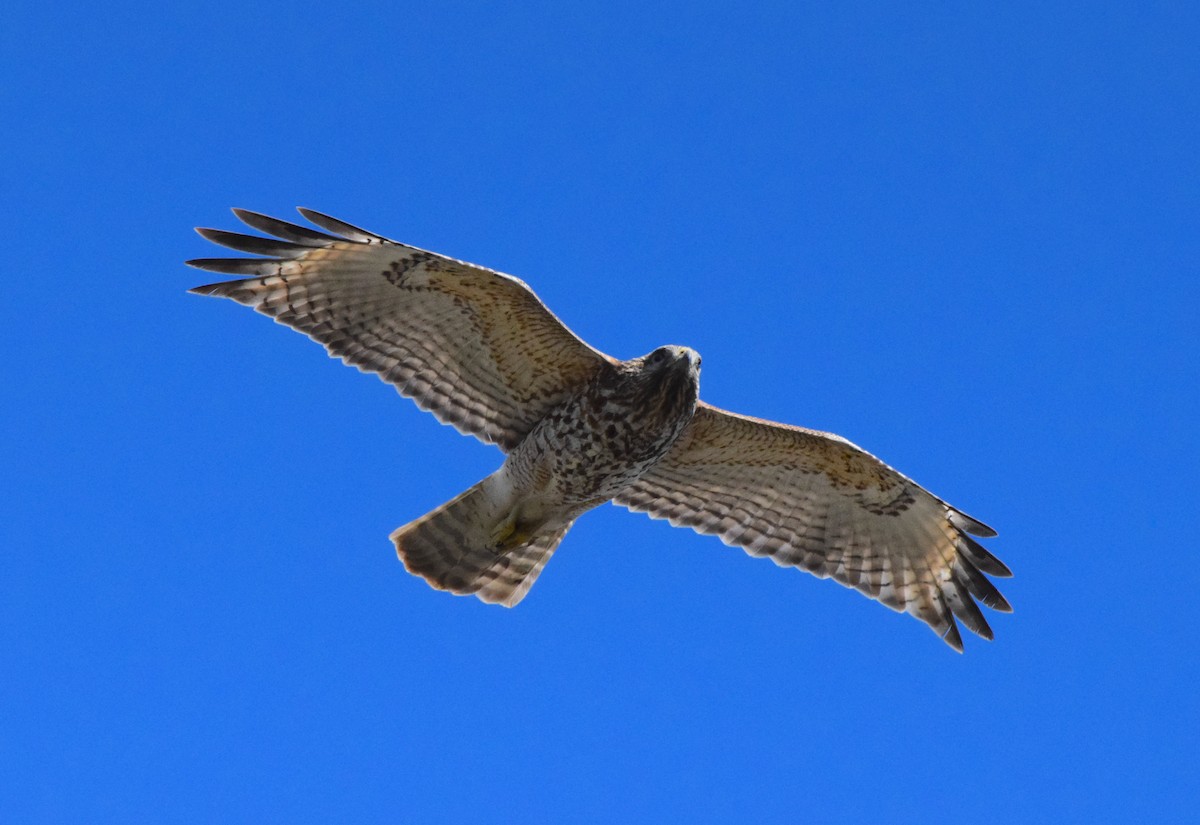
[614,402,1011,650]
[188,208,610,451]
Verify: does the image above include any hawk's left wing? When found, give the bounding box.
[614,402,1011,650]
[188,208,612,451]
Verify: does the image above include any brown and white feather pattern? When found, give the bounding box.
[188,208,610,451]
[473,522,575,607]
[614,403,1012,651]
[388,474,574,608]
[190,208,1011,651]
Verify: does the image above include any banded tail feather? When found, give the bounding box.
[391,477,573,607]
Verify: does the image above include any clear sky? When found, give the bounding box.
[3,1,1197,822]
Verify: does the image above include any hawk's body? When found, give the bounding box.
[189,208,1012,651]
[396,345,700,606]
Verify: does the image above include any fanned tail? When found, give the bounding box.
[391,479,571,607]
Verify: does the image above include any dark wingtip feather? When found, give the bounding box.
[186,279,263,306]
[947,579,995,641]
[195,227,310,258]
[952,509,998,538]
[296,207,389,243]
[941,617,965,653]
[961,534,1013,578]
[185,257,284,275]
[955,557,1013,613]
[232,208,340,245]
[187,280,238,297]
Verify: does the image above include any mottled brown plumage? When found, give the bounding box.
[189,208,1011,650]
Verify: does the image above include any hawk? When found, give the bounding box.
[188,208,1012,651]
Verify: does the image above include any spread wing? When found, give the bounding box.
[188,208,611,451]
[614,402,1011,650]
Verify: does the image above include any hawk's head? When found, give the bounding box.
[640,345,701,380]
[592,345,700,438]
[629,345,701,425]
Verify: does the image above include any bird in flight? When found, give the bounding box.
[188,208,1011,651]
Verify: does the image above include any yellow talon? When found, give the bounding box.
[490,517,515,550]
[490,513,537,552]
[504,528,535,551]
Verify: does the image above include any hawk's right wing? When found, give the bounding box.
[188,208,612,451]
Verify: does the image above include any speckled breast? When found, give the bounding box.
[510,358,700,505]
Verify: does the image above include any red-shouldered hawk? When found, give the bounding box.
[189,208,1011,651]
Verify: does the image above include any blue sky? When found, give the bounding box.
[3,1,1197,821]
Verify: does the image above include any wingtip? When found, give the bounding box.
[951,509,998,538]
[184,258,210,272]
[295,207,390,243]
[960,534,1013,579]
[184,258,234,273]
[943,623,965,653]
[230,207,260,225]
[186,280,225,296]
